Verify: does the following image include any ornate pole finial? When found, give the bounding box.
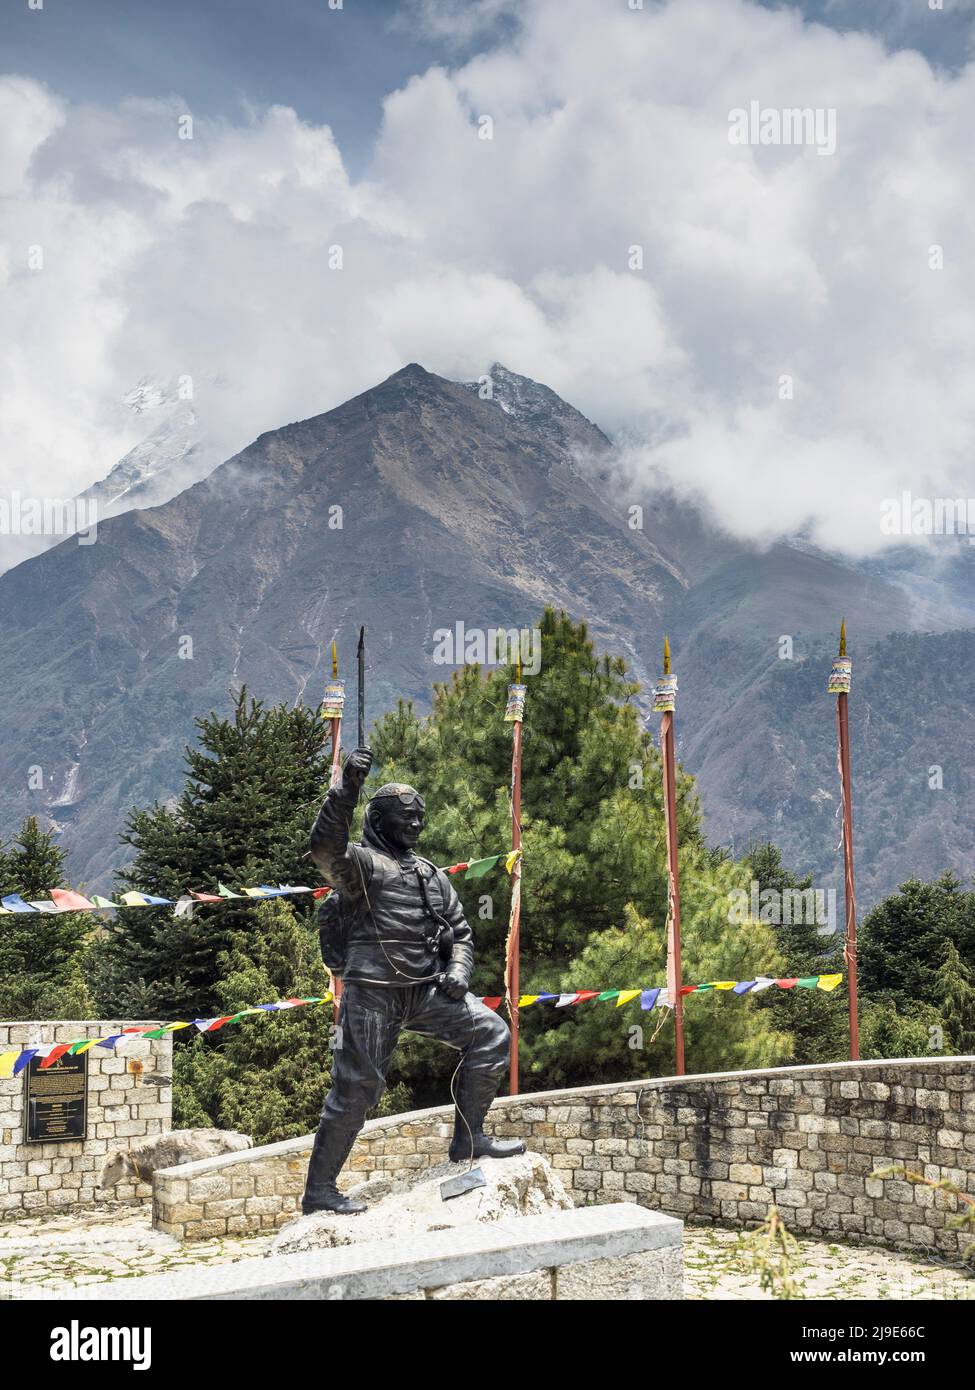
[653,637,677,713]
[828,622,852,694]
[331,640,338,678]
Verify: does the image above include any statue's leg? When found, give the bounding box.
[406,987,526,1163]
[302,984,402,1214]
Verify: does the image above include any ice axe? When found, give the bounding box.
[357,625,365,748]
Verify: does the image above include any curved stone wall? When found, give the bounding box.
[153,1056,975,1260]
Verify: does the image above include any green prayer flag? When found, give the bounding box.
[797,976,819,989]
[464,856,501,879]
[597,991,620,1001]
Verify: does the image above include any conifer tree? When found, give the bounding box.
[371,609,790,1099]
[8,816,68,899]
[859,997,943,1060]
[173,899,336,1142]
[741,841,845,1063]
[860,873,975,1013]
[0,816,92,1018]
[92,689,331,1019]
[934,939,975,1054]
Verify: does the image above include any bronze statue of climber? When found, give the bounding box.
[302,746,524,1215]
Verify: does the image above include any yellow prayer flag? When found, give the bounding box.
[817,973,843,992]
[0,1052,17,1078]
[505,849,522,874]
[710,982,737,991]
[615,990,641,1007]
[73,1039,102,1054]
[517,994,539,1007]
[119,892,151,907]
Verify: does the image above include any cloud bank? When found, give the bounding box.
[1,0,973,554]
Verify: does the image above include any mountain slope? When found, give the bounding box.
[0,362,971,907]
[0,365,680,889]
[0,377,218,577]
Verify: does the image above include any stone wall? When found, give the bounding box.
[154,1056,975,1257]
[0,1022,172,1220]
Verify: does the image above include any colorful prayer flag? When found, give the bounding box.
[464,856,501,879]
[50,889,96,912]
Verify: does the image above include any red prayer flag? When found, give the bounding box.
[191,891,223,903]
[40,1044,71,1069]
[481,996,502,1010]
[777,978,799,990]
[445,863,469,876]
[50,889,96,912]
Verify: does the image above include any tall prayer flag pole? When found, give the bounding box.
[655,636,685,1076]
[829,619,859,1060]
[504,655,527,1096]
[357,627,366,749]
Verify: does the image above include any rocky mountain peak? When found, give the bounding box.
[461,364,612,457]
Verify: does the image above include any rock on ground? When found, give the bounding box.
[271,1150,574,1255]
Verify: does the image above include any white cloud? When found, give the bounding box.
[1,0,974,556]
[398,0,522,48]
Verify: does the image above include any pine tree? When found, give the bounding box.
[741,841,845,1063]
[859,997,944,1060]
[860,873,975,1014]
[8,815,71,899]
[934,939,975,1054]
[0,816,92,1019]
[371,609,791,1099]
[173,899,335,1142]
[91,689,331,1019]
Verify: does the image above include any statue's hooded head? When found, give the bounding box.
[363,783,426,855]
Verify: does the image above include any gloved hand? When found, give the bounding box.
[439,968,468,1001]
[342,746,373,795]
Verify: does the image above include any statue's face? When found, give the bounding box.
[372,797,425,851]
